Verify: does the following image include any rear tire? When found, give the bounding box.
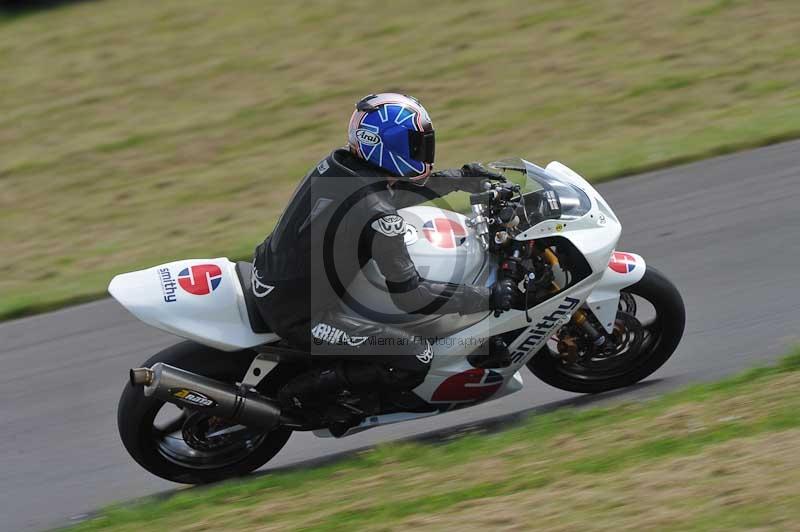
[117,341,292,484]
[527,266,685,394]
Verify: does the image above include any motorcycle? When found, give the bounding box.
[112,158,685,483]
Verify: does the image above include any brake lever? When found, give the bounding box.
[524,272,535,323]
[519,189,530,225]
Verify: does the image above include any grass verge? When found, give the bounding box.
[68,346,800,531]
[3,0,800,320]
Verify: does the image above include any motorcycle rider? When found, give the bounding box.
[253,93,517,427]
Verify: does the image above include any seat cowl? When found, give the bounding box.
[108,258,278,351]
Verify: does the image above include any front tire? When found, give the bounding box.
[117,341,292,484]
[527,266,685,394]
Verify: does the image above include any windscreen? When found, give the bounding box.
[490,158,592,229]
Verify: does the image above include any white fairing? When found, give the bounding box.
[410,161,646,406]
[586,251,646,332]
[349,205,490,333]
[108,258,278,351]
[544,162,645,332]
[400,206,486,285]
[110,159,651,436]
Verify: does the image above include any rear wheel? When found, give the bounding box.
[527,266,685,394]
[117,341,292,484]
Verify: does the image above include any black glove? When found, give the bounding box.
[458,162,506,193]
[459,162,505,180]
[431,162,505,193]
[490,278,519,317]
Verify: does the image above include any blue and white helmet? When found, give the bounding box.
[348,93,435,181]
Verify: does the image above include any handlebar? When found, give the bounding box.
[468,183,521,249]
[469,187,515,206]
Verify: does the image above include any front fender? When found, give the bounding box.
[586,251,646,333]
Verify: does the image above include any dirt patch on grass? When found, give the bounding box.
[395,429,800,531]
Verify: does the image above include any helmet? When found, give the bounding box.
[347,93,435,181]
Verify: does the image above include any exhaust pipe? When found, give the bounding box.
[129,363,281,430]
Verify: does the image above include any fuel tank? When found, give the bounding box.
[346,205,493,335]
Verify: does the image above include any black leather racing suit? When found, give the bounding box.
[252,148,491,395]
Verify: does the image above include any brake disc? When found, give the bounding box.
[618,292,637,316]
[604,311,645,360]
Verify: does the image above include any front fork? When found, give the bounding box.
[538,247,608,358]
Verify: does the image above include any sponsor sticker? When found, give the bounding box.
[508,296,580,364]
[372,214,407,237]
[356,128,380,146]
[608,252,637,274]
[311,322,369,346]
[422,218,467,248]
[157,267,178,303]
[416,341,433,364]
[431,368,503,403]
[544,190,560,211]
[251,267,275,298]
[172,388,216,408]
[177,264,223,295]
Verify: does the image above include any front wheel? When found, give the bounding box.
[117,341,292,484]
[527,266,685,394]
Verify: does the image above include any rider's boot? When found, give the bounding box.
[277,363,378,432]
[278,360,423,432]
[277,366,344,411]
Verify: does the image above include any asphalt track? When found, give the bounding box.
[2,141,799,531]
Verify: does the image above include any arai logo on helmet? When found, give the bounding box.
[355,128,380,146]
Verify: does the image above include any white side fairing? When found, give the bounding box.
[586,251,646,332]
[411,161,637,407]
[516,161,622,283]
[544,161,646,333]
[412,283,596,406]
[108,258,279,351]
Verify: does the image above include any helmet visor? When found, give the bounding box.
[408,130,435,164]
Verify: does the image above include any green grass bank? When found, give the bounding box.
[68,347,800,531]
[2,0,800,319]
